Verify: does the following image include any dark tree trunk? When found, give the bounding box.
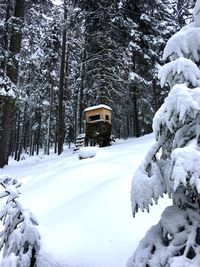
[76,51,86,136]
[98,1,110,105]
[0,0,11,71]
[16,104,27,161]
[47,86,53,155]
[0,0,24,168]
[9,112,17,158]
[54,127,58,154]
[7,0,25,85]
[14,109,21,161]
[132,91,140,137]
[152,78,159,112]
[35,109,42,156]
[29,116,34,156]
[0,97,14,168]
[58,3,67,155]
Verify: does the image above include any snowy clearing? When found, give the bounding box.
[0,134,171,267]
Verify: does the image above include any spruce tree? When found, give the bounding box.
[128,0,200,266]
[123,0,177,136]
[0,175,40,266]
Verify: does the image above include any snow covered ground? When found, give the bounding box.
[0,134,172,267]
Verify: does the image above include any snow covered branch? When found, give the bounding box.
[128,205,200,267]
[171,144,200,195]
[158,58,200,88]
[163,26,200,62]
[153,84,200,135]
[131,134,166,217]
[0,175,40,267]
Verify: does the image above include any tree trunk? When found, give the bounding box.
[58,3,67,155]
[14,109,21,161]
[0,0,25,168]
[35,109,42,156]
[0,0,11,71]
[16,103,27,161]
[76,51,86,136]
[7,0,25,85]
[45,84,53,155]
[29,116,34,156]
[98,2,110,105]
[0,97,14,168]
[132,91,140,137]
[152,78,159,112]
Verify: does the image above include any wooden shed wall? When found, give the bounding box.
[85,108,111,124]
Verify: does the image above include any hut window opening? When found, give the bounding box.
[89,114,100,121]
[105,115,109,121]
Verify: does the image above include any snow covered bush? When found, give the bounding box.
[128,1,200,266]
[79,147,98,160]
[0,175,40,267]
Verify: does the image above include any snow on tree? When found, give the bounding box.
[0,175,40,267]
[127,0,200,266]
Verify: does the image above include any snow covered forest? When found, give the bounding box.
[2,0,200,266]
[0,0,195,168]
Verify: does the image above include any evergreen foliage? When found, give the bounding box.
[128,1,200,266]
[0,175,40,266]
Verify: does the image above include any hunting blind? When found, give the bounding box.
[84,104,112,147]
[84,104,112,124]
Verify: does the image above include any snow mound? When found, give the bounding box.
[79,147,98,159]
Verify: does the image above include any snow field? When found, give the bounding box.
[0,134,171,267]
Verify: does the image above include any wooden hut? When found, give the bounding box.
[84,104,112,147]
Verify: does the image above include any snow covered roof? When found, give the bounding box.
[84,104,112,112]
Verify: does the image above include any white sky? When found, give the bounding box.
[51,0,63,5]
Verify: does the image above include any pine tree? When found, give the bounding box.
[171,0,195,27]
[0,175,40,266]
[122,0,177,137]
[128,0,200,266]
[74,0,133,140]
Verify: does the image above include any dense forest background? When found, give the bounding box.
[0,0,195,167]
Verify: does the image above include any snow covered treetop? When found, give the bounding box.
[163,0,200,62]
[193,0,200,26]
